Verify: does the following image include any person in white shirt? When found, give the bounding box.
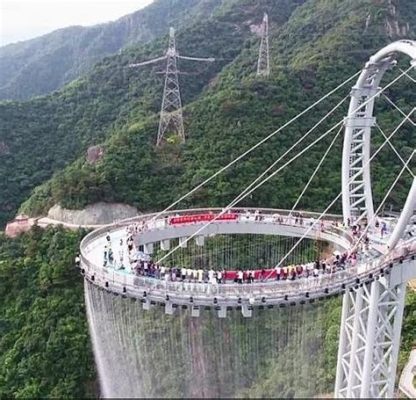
[187,268,193,281]
[217,270,223,283]
[237,270,243,284]
[208,269,214,282]
[275,266,281,280]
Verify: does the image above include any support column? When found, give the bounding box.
[360,281,380,397]
[144,243,154,255]
[385,283,406,398]
[165,302,174,315]
[195,235,205,246]
[217,305,226,318]
[335,290,352,395]
[388,178,416,250]
[335,277,410,398]
[242,304,252,318]
[160,239,170,251]
[142,298,151,311]
[346,286,365,398]
[179,237,188,248]
[191,305,200,317]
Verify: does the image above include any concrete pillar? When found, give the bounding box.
[217,305,226,318]
[165,302,174,315]
[242,304,253,318]
[191,305,200,317]
[179,237,188,248]
[144,243,154,254]
[160,239,170,251]
[142,298,151,311]
[195,235,205,246]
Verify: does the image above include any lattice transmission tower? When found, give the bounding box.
[130,27,215,146]
[257,13,270,77]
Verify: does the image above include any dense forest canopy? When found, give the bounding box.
[0,0,416,396]
[11,0,416,226]
[0,0,230,101]
[0,227,95,397]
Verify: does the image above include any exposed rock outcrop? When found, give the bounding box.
[47,203,139,226]
[5,214,36,237]
[86,145,104,164]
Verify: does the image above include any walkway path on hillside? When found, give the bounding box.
[36,216,105,230]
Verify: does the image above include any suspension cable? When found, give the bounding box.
[350,150,415,254]
[270,106,415,273]
[157,121,341,264]
[399,67,416,84]
[375,123,415,178]
[148,70,362,222]
[289,125,343,216]
[382,94,416,126]
[227,96,348,204]
[156,66,413,264]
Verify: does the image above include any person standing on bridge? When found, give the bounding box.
[237,269,243,284]
[381,221,388,237]
[275,265,281,280]
[217,269,223,284]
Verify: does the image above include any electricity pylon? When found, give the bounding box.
[130,27,215,146]
[257,13,270,77]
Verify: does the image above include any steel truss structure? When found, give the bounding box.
[335,279,407,398]
[257,13,270,77]
[342,40,416,225]
[337,40,416,398]
[130,27,215,146]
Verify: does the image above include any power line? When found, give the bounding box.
[149,69,362,223]
[130,27,215,146]
[257,13,270,77]
[156,66,412,264]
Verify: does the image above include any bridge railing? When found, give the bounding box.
[80,207,345,254]
[79,208,416,301]
[80,238,416,301]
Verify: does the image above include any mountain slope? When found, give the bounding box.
[0,0,302,227]
[20,0,416,220]
[0,0,226,100]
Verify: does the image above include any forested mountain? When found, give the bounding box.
[11,0,416,225]
[0,0,304,227]
[1,0,416,397]
[0,0,228,101]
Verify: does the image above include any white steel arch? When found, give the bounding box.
[336,40,416,399]
[342,40,416,226]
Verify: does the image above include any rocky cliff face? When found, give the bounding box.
[47,203,139,225]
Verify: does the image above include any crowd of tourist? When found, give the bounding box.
[128,251,356,285]
[98,210,368,285]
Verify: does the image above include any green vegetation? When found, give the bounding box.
[16,0,416,225]
[1,225,413,397]
[0,0,228,101]
[0,227,95,398]
[156,234,321,269]
[0,0,415,397]
[1,0,302,227]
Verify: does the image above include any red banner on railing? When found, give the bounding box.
[169,213,238,225]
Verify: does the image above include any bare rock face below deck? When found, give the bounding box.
[47,203,139,226]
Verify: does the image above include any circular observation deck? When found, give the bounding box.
[79,208,416,317]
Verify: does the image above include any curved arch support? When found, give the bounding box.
[342,40,416,225]
[388,177,416,250]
